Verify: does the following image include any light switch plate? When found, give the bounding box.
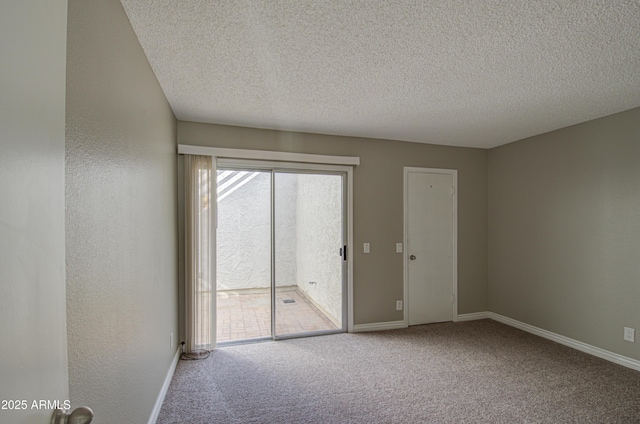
[396,243,403,253]
[363,243,370,254]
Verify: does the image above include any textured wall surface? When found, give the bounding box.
[65,0,178,422]
[295,174,344,324]
[489,107,640,361]
[217,172,272,289]
[274,173,299,288]
[217,172,342,323]
[217,172,298,289]
[178,122,488,325]
[0,1,69,422]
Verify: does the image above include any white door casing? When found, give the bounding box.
[404,167,457,326]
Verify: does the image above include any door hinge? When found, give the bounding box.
[339,246,347,261]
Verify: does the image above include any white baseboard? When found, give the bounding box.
[148,347,181,424]
[341,313,640,372]
[457,312,490,321]
[352,320,407,332]
[486,312,640,373]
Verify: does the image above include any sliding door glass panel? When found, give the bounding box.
[274,172,344,337]
[216,170,272,343]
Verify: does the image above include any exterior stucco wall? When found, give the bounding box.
[295,174,343,324]
[217,172,298,289]
[274,173,299,287]
[217,172,343,324]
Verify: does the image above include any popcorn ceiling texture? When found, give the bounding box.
[120,0,640,148]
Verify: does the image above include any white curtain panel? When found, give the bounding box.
[184,155,215,352]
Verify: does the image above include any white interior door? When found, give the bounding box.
[406,168,457,325]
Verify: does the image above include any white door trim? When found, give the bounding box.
[403,167,458,326]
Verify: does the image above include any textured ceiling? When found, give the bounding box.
[120,1,640,148]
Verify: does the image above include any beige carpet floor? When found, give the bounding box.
[158,320,640,423]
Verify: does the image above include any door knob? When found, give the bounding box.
[409,255,416,260]
[51,406,93,424]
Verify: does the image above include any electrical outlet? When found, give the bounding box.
[396,300,403,311]
[624,327,635,342]
[170,332,174,349]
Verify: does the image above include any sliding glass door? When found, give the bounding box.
[216,163,347,344]
[273,172,344,337]
[216,170,272,342]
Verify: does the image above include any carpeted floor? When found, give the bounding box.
[157,320,640,423]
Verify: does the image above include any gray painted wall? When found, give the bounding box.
[178,122,489,325]
[489,107,640,361]
[0,1,69,423]
[66,0,178,422]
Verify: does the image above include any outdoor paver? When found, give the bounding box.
[217,287,338,342]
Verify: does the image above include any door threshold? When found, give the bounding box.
[216,336,272,347]
[273,329,345,341]
[217,329,346,347]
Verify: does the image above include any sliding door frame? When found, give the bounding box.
[218,158,354,339]
[179,145,358,345]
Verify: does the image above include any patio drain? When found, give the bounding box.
[283,299,296,304]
